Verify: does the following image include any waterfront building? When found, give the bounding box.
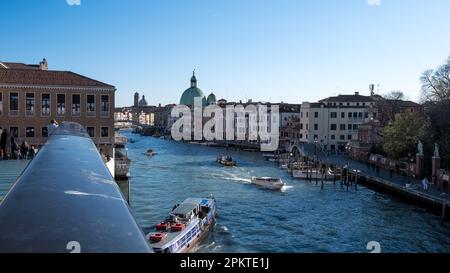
[0,59,115,156]
[279,104,301,150]
[299,92,377,154]
[350,99,423,161]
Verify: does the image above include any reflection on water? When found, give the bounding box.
[116,179,130,204]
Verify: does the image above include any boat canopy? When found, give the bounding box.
[171,198,204,218]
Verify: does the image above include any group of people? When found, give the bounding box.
[0,130,36,160]
[0,120,59,160]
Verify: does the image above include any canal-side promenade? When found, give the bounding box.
[313,154,450,203]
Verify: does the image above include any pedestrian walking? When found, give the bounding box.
[422,177,429,192]
[47,119,59,136]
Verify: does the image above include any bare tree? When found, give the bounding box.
[420,56,450,102]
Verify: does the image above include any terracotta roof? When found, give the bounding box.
[0,62,40,70]
[0,68,115,88]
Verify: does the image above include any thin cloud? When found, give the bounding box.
[367,0,381,6]
[67,0,81,6]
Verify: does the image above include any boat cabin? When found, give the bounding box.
[170,198,212,222]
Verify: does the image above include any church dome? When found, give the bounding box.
[206,92,217,105]
[138,95,148,107]
[180,71,206,107]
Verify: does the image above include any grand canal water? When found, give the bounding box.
[0,131,449,253]
[125,131,450,253]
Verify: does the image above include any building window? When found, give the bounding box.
[314,112,318,118]
[348,135,352,140]
[26,127,35,138]
[330,112,337,118]
[300,112,303,118]
[101,95,110,116]
[42,127,48,138]
[300,123,303,130]
[341,112,345,118]
[314,124,318,130]
[86,127,95,138]
[340,124,346,131]
[348,124,352,130]
[42,94,50,116]
[300,134,303,139]
[348,112,352,118]
[57,94,66,116]
[25,93,35,115]
[72,94,81,116]
[10,127,18,138]
[364,112,369,119]
[330,124,337,131]
[0,92,2,115]
[9,93,19,115]
[358,112,363,119]
[353,112,357,118]
[306,112,309,118]
[101,127,109,137]
[306,124,309,130]
[331,135,335,140]
[87,95,95,116]
[340,135,345,140]
[353,124,358,130]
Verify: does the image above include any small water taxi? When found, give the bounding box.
[217,155,236,167]
[251,177,285,190]
[146,197,217,253]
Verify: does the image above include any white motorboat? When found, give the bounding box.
[251,177,285,190]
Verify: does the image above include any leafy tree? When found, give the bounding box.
[382,112,429,159]
[426,99,450,169]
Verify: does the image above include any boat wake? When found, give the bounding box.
[281,185,294,192]
[223,174,252,184]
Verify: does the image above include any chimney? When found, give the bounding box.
[355,91,359,96]
[39,58,48,70]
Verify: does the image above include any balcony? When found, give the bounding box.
[9,110,19,116]
[86,111,96,117]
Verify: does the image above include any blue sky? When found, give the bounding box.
[1,0,450,107]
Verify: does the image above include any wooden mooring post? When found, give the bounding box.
[442,200,447,224]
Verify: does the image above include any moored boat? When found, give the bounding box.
[146,149,156,156]
[217,155,236,167]
[292,168,336,180]
[146,197,217,253]
[251,177,285,190]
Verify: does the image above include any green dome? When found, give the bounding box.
[207,93,217,105]
[180,87,206,107]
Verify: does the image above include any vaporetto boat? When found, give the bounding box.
[146,197,217,253]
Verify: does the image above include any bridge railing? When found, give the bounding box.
[0,122,152,253]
